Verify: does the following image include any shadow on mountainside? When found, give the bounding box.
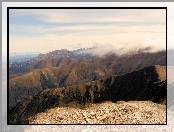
[9,66,166,124]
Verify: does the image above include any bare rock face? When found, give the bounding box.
[28,101,166,124]
[9,65,166,124]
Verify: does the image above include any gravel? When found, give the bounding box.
[28,101,166,124]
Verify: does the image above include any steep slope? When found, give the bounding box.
[9,65,166,124]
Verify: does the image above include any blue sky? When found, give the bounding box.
[8,9,166,54]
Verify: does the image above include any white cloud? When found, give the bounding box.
[9,22,165,36]
[9,21,166,53]
[3,2,173,55]
[9,28,166,54]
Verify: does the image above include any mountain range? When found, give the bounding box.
[9,49,166,108]
[8,47,167,124]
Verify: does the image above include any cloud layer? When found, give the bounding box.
[9,9,166,54]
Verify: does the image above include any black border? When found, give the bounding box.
[7,7,167,125]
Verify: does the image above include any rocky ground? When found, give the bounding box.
[28,101,166,124]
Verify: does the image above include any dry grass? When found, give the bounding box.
[155,65,166,81]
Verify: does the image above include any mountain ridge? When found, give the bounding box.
[9,48,166,75]
[9,51,166,108]
[9,65,166,124]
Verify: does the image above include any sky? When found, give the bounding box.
[8,8,166,54]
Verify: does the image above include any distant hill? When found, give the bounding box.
[9,49,166,75]
[9,65,166,124]
[9,50,166,108]
[34,49,77,61]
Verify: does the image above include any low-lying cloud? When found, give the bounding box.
[76,43,166,57]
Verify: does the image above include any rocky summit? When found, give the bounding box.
[28,101,166,124]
